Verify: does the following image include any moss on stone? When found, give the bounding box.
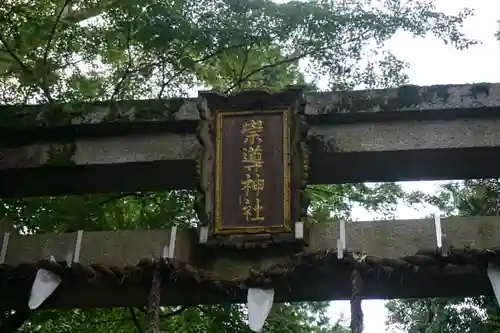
[1,82,498,127]
[43,104,75,126]
[306,134,335,153]
[327,85,429,113]
[394,85,422,108]
[0,106,40,128]
[0,99,186,127]
[422,85,451,103]
[349,93,382,112]
[323,83,486,113]
[133,104,167,120]
[325,92,385,113]
[45,142,77,166]
[469,83,491,98]
[100,99,185,121]
[102,102,125,122]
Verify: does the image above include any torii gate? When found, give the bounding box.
[1,82,500,332]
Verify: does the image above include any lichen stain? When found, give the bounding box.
[132,100,171,121]
[307,83,500,115]
[69,99,190,124]
[1,99,191,128]
[44,142,77,166]
[468,83,491,99]
[394,85,422,107]
[421,85,452,104]
[306,134,338,154]
[169,134,199,159]
[71,109,109,124]
[2,83,500,128]
[0,146,46,169]
[175,100,200,120]
[0,107,40,128]
[476,218,493,243]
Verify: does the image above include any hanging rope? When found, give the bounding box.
[146,259,162,333]
[350,269,364,333]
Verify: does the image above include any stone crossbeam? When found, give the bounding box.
[1,82,500,197]
[0,216,499,309]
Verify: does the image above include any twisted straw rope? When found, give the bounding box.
[146,260,162,333]
[350,269,364,333]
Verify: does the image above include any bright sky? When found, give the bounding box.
[326,1,500,332]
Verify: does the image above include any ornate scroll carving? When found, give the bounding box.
[290,95,310,223]
[194,98,215,228]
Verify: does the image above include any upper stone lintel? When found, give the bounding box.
[1,82,499,128]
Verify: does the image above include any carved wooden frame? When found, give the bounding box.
[194,88,309,243]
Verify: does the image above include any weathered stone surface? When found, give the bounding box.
[3,229,194,266]
[310,118,500,152]
[2,82,500,197]
[7,216,493,278]
[0,216,498,309]
[305,82,500,114]
[0,98,198,127]
[308,219,437,258]
[3,117,500,169]
[1,82,500,127]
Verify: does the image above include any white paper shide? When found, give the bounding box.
[247,288,274,332]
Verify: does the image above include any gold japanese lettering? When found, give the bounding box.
[242,198,264,221]
[242,146,263,171]
[241,173,265,197]
[241,120,263,145]
[240,118,266,223]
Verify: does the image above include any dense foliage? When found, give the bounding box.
[0,0,476,104]
[385,180,500,333]
[0,0,486,332]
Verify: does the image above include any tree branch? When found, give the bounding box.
[234,42,255,91]
[0,34,54,103]
[61,0,121,25]
[157,39,196,99]
[41,0,73,104]
[110,14,135,100]
[158,42,252,99]
[223,47,325,94]
[129,308,144,333]
[0,35,31,76]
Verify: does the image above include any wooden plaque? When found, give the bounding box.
[195,89,309,237]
